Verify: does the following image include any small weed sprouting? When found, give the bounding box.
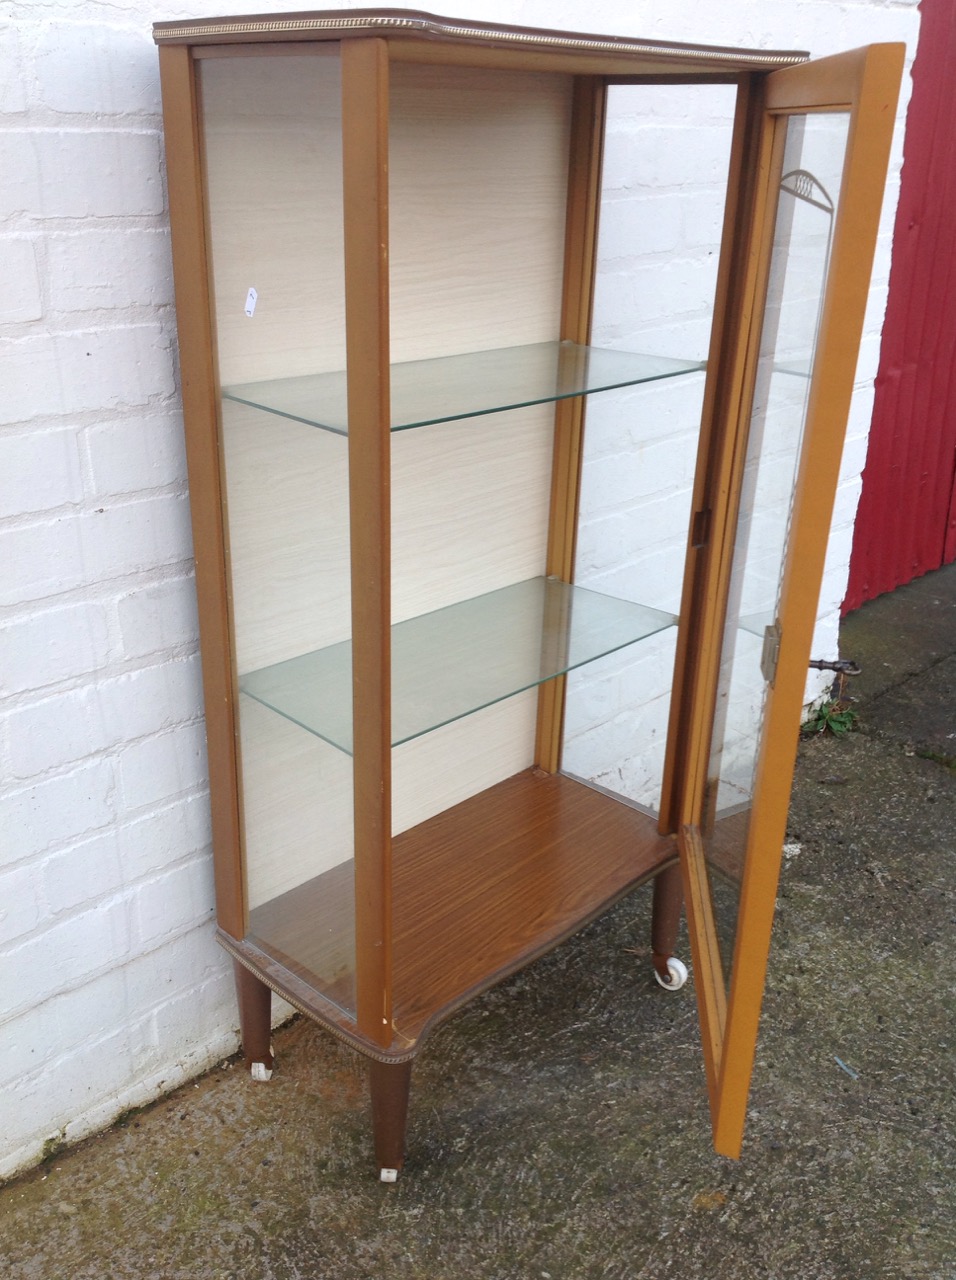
[802,670,859,738]
[802,700,858,737]
[40,1133,66,1164]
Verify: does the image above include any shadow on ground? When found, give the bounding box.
[3,567,954,1279]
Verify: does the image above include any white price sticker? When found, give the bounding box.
[244,287,258,317]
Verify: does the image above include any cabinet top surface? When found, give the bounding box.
[152,6,807,70]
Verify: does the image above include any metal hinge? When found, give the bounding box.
[761,621,782,685]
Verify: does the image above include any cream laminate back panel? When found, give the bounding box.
[240,692,354,909]
[203,52,570,903]
[389,62,571,361]
[201,56,571,375]
[243,691,537,910]
[223,401,553,674]
[221,399,351,672]
[201,52,347,385]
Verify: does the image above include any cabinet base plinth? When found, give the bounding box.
[239,769,678,1053]
[222,771,685,1173]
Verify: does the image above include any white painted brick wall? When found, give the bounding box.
[0,0,232,1182]
[0,0,918,1180]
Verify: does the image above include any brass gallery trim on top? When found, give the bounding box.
[152,7,808,69]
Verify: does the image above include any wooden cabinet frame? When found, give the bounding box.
[154,10,902,1178]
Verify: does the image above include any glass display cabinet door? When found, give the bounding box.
[676,44,904,1157]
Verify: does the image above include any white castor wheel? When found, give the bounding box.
[379,1168,399,1183]
[654,957,688,990]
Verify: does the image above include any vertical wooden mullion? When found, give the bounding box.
[658,73,771,836]
[681,114,790,834]
[341,37,393,1047]
[535,76,607,773]
[656,75,785,1124]
[679,824,727,1102]
[158,46,245,940]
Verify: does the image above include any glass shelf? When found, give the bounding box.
[772,359,812,379]
[223,341,704,436]
[737,609,774,638]
[240,576,677,755]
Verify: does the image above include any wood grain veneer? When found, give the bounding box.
[248,767,676,1051]
[535,75,606,775]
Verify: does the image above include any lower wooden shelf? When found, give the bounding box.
[239,768,677,1057]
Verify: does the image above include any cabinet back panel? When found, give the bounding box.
[206,56,568,660]
[203,53,570,910]
[386,63,568,828]
[201,57,571,374]
[222,400,352,672]
[390,410,552,625]
[223,401,552,673]
[389,63,572,361]
[243,692,536,911]
[241,693,354,910]
[201,52,347,385]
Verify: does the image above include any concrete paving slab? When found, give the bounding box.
[840,561,956,703]
[861,653,956,765]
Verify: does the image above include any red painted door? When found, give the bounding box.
[844,0,956,611]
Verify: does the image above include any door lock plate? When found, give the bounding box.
[761,621,782,685]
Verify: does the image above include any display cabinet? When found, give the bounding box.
[154,9,902,1178]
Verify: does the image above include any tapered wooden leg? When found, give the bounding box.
[651,862,685,987]
[234,960,274,1077]
[369,1059,413,1182]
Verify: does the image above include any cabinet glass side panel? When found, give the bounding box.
[702,112,851,983]
[223,342,704,435]
[200,50,356,1016]
[562,82,737,816]
[240,577,676,755]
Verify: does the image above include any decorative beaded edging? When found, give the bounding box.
[152,12,807,68]
[216,931,419,1064]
